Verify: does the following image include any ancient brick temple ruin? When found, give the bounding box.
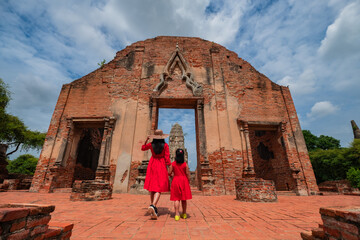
[169,123,188,163]
[30,36,319,196]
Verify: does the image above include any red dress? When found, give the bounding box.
[170,162,192,201]
[142,143,171,192]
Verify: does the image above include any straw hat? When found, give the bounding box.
[149,129,169,139]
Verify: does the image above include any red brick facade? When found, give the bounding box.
[30,36,318,195]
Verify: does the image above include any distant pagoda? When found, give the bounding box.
[351,120,360,139]
[169,123,188,163]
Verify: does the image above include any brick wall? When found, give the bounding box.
[31,36,318,195]
[249,130,295,191]
[0,204,73,240]
[301,206,360,240]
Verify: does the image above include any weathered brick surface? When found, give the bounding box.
[0,204,72,240]
[249,130,294,191]
[70,180,112,201]
[301,206,360,240]
[31,36,318,195]
[235,178,278,202]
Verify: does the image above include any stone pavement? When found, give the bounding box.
[0,191,359,240]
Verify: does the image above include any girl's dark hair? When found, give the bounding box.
[175,148,185,163]
[152,139,165,154]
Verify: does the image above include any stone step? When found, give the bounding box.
[53,188,72,193]
[276,191,297,196]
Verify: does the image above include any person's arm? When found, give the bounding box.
[168,164,173,176]
[164,144,171,166]
[185,163,191,180]
[141,137,151,151]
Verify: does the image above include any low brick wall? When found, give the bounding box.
[0,203,73,240]
[301,206,360,240]
[1,179,20,190]
[70,180,113,201]
[235,178,278,202]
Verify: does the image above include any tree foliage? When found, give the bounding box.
[302,130,340,151]
[309,139,360,185]
[6,154,38,175]
[0,78,46,156]
[347,167,360,189]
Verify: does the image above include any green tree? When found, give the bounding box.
[347,167,360,189]
[302,130,318,151]
[310,148,348,183]
[6,154,38,175]
[309,139,360,185]
[0,78,46,156]
[317,135,340,150]
[302,130,340,151]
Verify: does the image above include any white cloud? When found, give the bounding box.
[1,0,360,154]
[306,101,339,119]
[277,69,317,96]
[318,1,360,59]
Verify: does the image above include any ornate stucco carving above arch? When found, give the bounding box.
[153,45,203,96]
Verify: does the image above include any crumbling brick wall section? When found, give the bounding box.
[0,204,73,240]
[31,36,318,195]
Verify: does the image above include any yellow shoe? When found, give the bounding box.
[181,214,187,219]
[175,215,180,221]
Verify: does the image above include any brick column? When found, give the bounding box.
[238,121,256,178]
[280,121,308,195]
[54,118,73,166]
[280,86,318,194]
[96,117,115,181]
[196,99,215,194]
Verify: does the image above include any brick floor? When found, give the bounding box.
[0,192,359,239]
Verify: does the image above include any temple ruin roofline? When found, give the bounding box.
[30,36,319,197]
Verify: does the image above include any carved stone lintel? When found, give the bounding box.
[183,73,202,96]
[153,73,168,93]
[153,46,202,96]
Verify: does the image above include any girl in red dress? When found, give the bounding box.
[168,148,192,221]
[141,129,171,219]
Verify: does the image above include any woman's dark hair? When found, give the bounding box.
[151,139,165,154]
[175,148,185,163]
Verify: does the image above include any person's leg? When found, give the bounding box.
[174,200,180,217]
[150,192,155,205]
[181,200,187,214]
[148,192,158,219]
[152,192,161,206]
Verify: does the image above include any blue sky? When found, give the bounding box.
[1,0,359,163]
[158,109,196,170]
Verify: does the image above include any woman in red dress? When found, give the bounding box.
[168,148,192,221]
[141,129,171,219]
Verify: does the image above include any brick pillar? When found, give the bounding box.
[210,47,233,195]
[280,86,318,194]
[54,118,73,166]
[196,99,215,194]
[96,117,115,181]
[43,118,74,192]
[280,121,308,195]
[150,98,158,132]
[238,121,256,178]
